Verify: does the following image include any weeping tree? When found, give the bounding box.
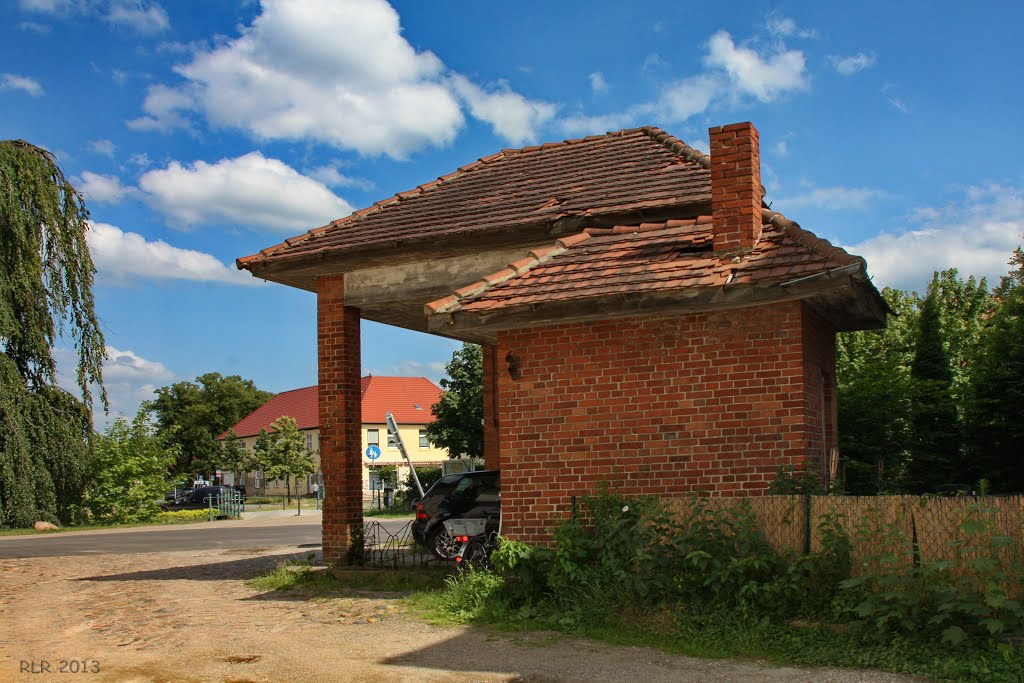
[0,140,106,527]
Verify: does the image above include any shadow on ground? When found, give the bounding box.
[75,549,318,582]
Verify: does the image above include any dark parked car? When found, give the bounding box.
[160,485,232,511]
[411,470,499,559]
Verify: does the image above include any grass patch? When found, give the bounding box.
[248,560,447,597]
[363,508,413,518]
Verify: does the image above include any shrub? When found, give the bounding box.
[155,508,217,523]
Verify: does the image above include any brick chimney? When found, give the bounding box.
[709,122,763,254]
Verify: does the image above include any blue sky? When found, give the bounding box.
[2,0,1022,424]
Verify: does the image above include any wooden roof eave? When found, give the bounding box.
[237,200,713,291]
[426,269,886,339]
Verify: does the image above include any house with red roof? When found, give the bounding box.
[221,376,447,500]
[237,121,888,563]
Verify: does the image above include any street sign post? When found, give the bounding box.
[386,412,424,498]
[364,445,381,461]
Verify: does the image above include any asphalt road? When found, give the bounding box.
[0,514,414,559]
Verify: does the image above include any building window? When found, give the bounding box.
[387,430,397,448]
[306,433,313,452]
[419,429,429,448]
[367,429,379,446]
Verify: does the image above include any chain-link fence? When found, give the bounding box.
[664,494,1024,574]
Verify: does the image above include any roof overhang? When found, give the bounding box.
[425,263,888,343]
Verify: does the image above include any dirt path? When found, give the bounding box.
[0,544,924,683]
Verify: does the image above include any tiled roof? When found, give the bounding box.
[237,127,710,267]
[426,209,864,317]
[222,376,441,438]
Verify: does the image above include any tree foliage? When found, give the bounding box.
[966,244,1024,491]
[86,409,176,524]
[836,288,917,493]
[0,140,105,409]
[0,140,104,528]
[838,250,1021,494]
[906,278,963,492]
[249,416,316,500]
[146,372,272,476]
[426,343,483,459]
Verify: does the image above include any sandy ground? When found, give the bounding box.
[0,533,926,683]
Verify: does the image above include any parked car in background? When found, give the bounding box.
[411,470,500,559]
[231,484,246,501]
[160,485,232,511]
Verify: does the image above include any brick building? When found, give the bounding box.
[237,122,887,561]
[219,376,447,503]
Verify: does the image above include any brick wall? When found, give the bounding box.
[801,304,838,481]
[709,122,762,254]
[316,274,363,565]
[495,300,834,544]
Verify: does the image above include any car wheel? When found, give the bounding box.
[428,526,460,560]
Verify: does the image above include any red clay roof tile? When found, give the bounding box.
[222,376,441,439]
[425,209,862,319]
[237,127,710,268]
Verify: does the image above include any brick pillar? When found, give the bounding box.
[482,344,500,470]
[316,274,362,565]
[709,121,762,254]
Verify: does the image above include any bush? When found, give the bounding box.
[155,508,218,523]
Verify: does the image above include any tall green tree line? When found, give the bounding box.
[838,244,1024,493]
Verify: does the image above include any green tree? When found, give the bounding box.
[219,430,252,482]
[0,140,105,527]
[905,276,963,492]
[426,343,483,459]
[146,372,272,477]
[86,409,176,524]
[967,241,1024,491]
[251,416,316,502]
[836,288,917,493]
[930,269,992,409]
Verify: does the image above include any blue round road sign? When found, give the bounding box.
[365,445,381,460]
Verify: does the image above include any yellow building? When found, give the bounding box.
[221,376,448,502]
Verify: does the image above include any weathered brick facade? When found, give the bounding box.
[316,274,363,565]
[494,300,836,544]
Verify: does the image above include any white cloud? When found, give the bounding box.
[90,138,116,157]
[775,140,789,156]
[53,344,175,426]
[705,30,807,102]
[138,151,352,232]
[104,0,168,34]
[1,73,44,97]
[558,28,807,136]
[847,183,1024,291]
[78,171,133,203]
[20,0,169,34]
[126,84,195,132]
[765,12,818,39]
[18,20,51,32]
[87,221,259,286]
[830,52,877,76]
[132,0,553,154]
[589,71,609,94]
[306,164,374,191]
[366,359,448,385]
[449,75,557,146]
[776,185,886,210]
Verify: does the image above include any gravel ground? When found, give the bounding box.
[0,540,928,682]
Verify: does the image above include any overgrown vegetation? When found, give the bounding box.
[425,491,1024,681]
